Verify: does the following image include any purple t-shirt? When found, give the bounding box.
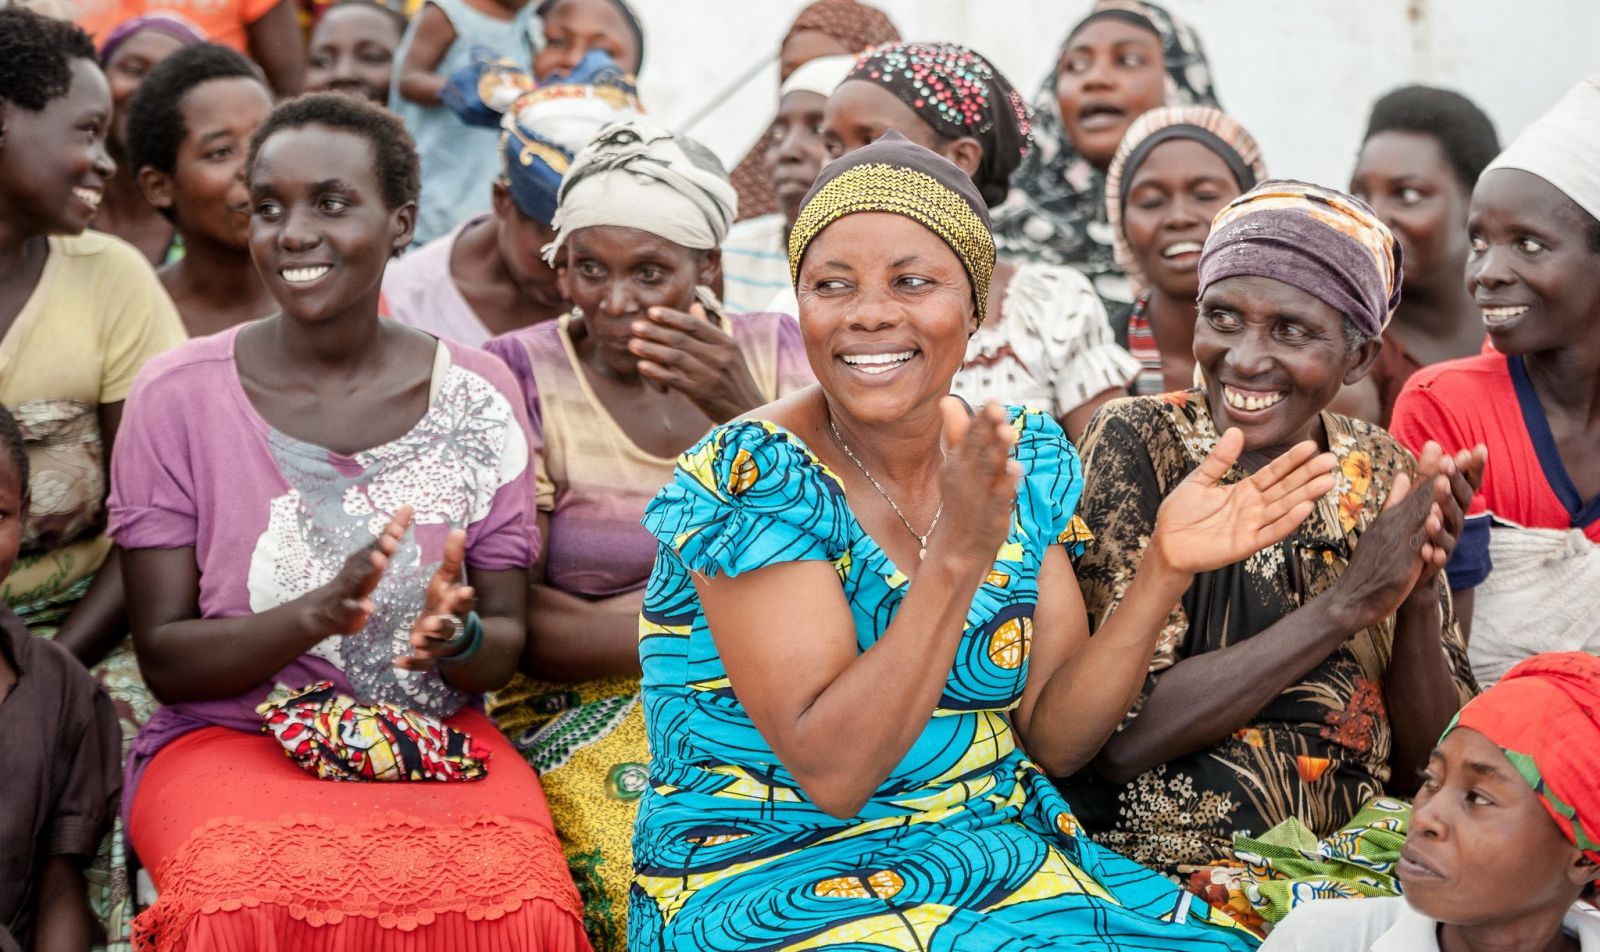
[107,325,536,801]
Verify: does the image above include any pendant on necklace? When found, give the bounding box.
[918,546,927,561]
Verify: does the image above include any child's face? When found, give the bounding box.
[0,455,26,581]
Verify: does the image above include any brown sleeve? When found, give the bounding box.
[46,687,121,860]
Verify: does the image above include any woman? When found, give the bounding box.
[93,14,203,266]
[1265,652,1600,951]
[1105,105,1266,396]
[1063,181,1480,879]
[304,0,407,104]
[1347,85,1501,425]
[127,43,277,336]
[629,130,1344,950]
[384,52,641,345]
[483,119,812,951]
[109,93,585,949]
[992,0,1218,310]
[1390,74,1600,686]
[531,0,643,80]
[726,0,900,224]
[722,53,855,314]
[0,11,187,943]
[823,41,1138,439]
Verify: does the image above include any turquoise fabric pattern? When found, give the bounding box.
[631,407,1261,950]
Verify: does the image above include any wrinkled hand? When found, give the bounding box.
[395,527,475,672]
[1329,461,1449,629]
[927,399,1020,566]
[310,506,413,636]
[629,303,767,422]
[1150,428,1337,576]
[1408,441,1487,590]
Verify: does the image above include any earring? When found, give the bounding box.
[571,305,584,321]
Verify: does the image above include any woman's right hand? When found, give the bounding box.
[929,399,1020,566]
[304,506,414,637]
[1149,428,1337,576]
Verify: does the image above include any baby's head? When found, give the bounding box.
[0,404,29,581]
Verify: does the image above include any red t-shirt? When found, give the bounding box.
[1391,353,1600,543]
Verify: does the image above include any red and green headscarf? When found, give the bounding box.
[1445,651,1600,870]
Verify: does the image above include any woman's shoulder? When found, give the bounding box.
[645,419,850,578]
[1002,260,1102,321]
[129,327,242,399]
[1401,351,1510,400]
[676,418,836,498]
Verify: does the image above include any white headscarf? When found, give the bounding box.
[780,53,856,100]
[543,120,738,264]
[1483,73,1600,224]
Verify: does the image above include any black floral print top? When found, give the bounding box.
[1058,390,1476,877]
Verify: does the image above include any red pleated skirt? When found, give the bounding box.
[129,709,591,952]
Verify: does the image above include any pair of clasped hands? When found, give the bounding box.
[933,397,1484,588]
[301,506,477,672]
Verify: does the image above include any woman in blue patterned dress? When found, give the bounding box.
[632,132,1340,950]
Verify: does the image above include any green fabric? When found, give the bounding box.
[1230,796,1410,923]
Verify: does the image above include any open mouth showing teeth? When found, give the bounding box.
[1223,385,1286,412]
[1162,241,1203,258]
[1481,305,1528,325]
[72,187,102,210]
[840,351,914,375]
[281,265,331,284]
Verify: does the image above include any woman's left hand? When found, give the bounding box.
[395,528,476,672]
[1149,427,1338,576]
[628,303,766,422]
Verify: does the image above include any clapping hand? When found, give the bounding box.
[1409,441,1487,587]
[395,527,475,672]
[929,399,1021,565]
[1149,428,1338,576]
[310,506,414,636]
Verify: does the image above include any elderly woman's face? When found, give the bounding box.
[1194,275,1372,454]
[765,90,830,230]
[1122,138,1244,301]
[1403,728,1591,930]
[797,212,975,424]
[1466,168,1600,357]
[564,224,714,378]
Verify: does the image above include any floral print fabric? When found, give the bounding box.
[1061,390,1476,876]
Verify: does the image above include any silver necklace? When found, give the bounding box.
[828,414,943,561]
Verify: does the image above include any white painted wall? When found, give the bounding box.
[626,0,1600,192]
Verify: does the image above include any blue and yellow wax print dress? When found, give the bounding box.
[632,407,1261,950]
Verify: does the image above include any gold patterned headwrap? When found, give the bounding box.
[787,130,997,321]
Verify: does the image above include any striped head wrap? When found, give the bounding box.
[843,41,1031,208]
[1198,180,1402,338]
[1444,651,1600,877]
[1105,105,1266,293]
[789,130,996,322]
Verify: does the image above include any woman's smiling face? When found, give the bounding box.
[1465,167,1600,356]
[247,123,414,323]
[1194,275,1377,455]
[796,212,975,426]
